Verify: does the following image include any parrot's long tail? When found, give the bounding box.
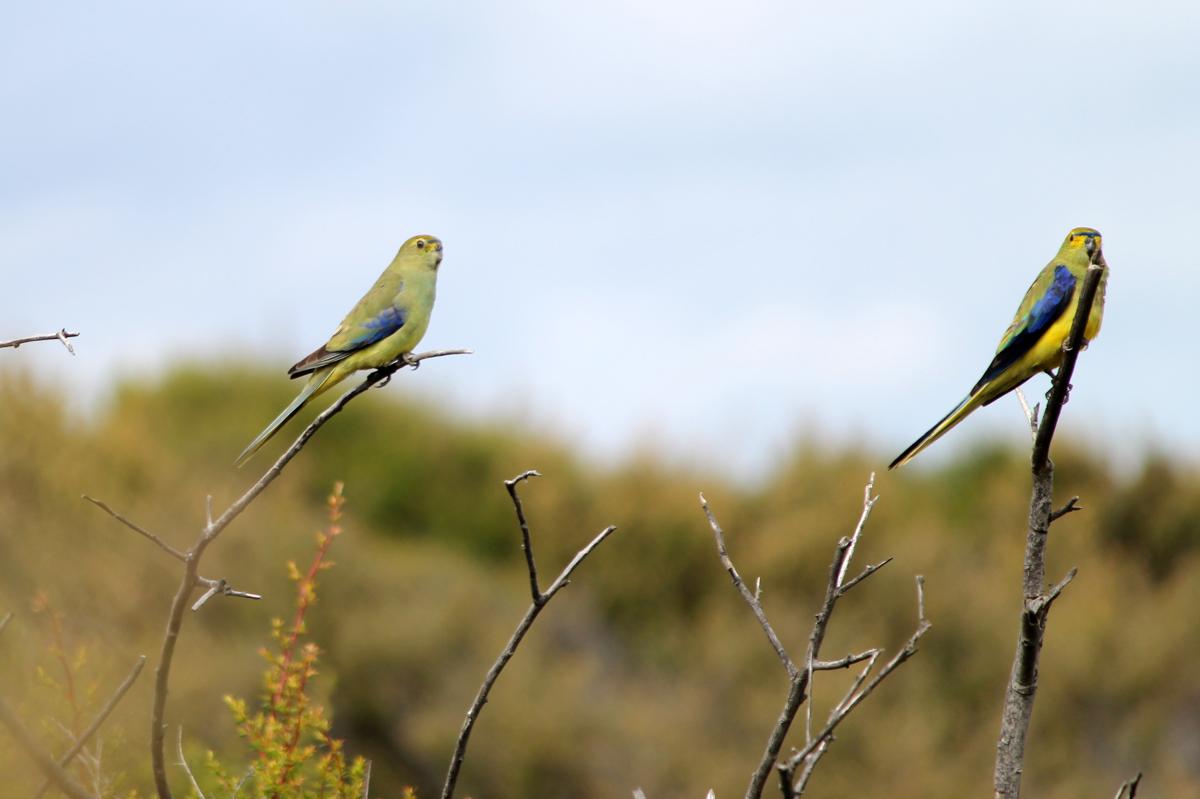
[235,370,333,467]
[889,392,988,470]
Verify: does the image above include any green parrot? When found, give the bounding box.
[889,227,1108,469]
[235,234,444,466]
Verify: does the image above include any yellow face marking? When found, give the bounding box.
[1065,227,1102,251]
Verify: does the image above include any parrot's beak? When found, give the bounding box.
[1084,236,1096,258]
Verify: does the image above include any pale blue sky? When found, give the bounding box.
[4,1,1197,475]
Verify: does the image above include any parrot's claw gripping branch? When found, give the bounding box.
[81,346,471,799]
[701,476,930,799]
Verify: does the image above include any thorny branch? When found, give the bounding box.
[82,348,470,799]
[0,328,79,354]
[441,471,617,799]
[993,254,1106,799]
[701,475,929,799]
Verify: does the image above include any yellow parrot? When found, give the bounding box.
[236,234,443,466]
[890,228,1107,469]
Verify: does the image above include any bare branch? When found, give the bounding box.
[0,612,11,636]
[705,472,931,796]
[441,472,616,799]
[79,347,469,799]
[505,470,543,602]
[782,576,931,791]
[994,255,1104,799]
[836,473,877,586]
[1049,496,1082,523]
[835,557,893,597]
[33,656,147,799]
[708,473,918,799]
[0,697,96,799]
[811,648,880,671]
[191,578,263,611]
[175,727,207,799]
[1014,387,1039,440]
[803,537,853,749]
[1113,772,1142,799]
[0,328,79,354]
[701,492,797,679]
[83,495,186,562]
[788,737,830,797]
[1032,568,1077,614]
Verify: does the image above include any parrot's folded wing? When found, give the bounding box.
[288,304,409,379]
[971,265,1075,395]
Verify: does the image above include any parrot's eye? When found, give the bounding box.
[416,239,426,249]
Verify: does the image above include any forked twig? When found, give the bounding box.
[702,476,925,799]
[0,328,79,354]
[441,471,616,799]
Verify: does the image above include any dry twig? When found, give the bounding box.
[1014,387,1039,440]
[1113,772,1142,799]
[701,476,929,799]
[0,328,79,354]
[440,470,617,799]
[780,577,931,793]
[175,727,207,799]
[993,255,1106,799]
[83,348,470,799]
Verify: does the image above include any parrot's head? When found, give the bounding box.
[403,234,444,270]
[1064,227,1102,262]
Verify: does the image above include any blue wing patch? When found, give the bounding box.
[343,305,407,349]
[288,304,408,378]
[971,265,1076,395]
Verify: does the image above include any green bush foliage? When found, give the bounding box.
[1,364,1197,797]
[201,482,371,798]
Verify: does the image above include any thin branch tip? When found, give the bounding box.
[504,469,542,488]
[0,328,80,353]
[1050,496,1083,522]
[441,478,616,799]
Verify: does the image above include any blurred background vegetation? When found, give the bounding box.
[1,363,1197,798]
